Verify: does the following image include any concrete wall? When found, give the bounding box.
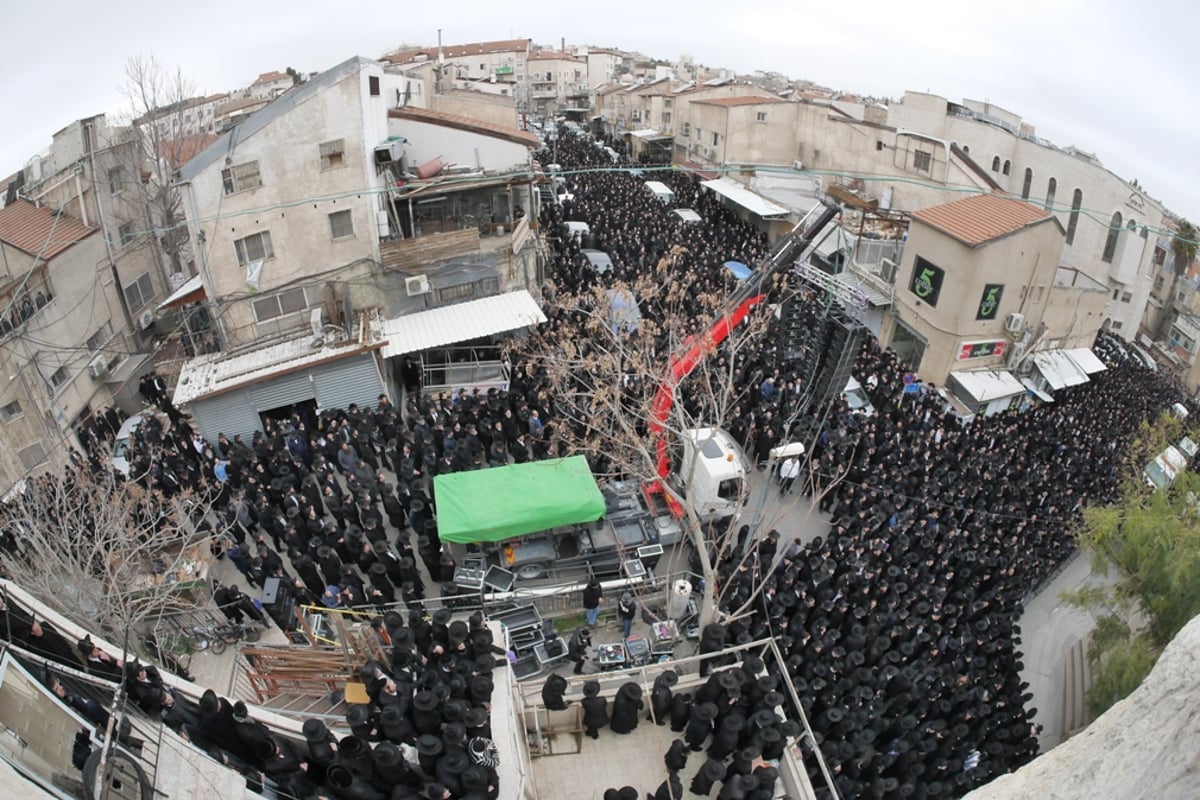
[181,63,391,343]
[387,118,530,171]
[888,217,1064,384]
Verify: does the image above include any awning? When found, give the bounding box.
[157,274,205,310]
[379,290,546,358]
[949,369,1025,402]
[678,161,719,180]
[1032,350,1090,391]
[629,129,661,139]
[701,177,790,217]
[832,270,892,307]
[1021,378,1054,403]
[433,456,606,543]
[724,261,752,280]
[1064,347,1107,374]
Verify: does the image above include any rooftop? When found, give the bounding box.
[0,199,95,259]
[692,96,788,107]
[528,50,584,62]
[911,193,1054,248]
[381,38,531,65]
[388,107,540,149]
[252,70,290,85]
[160,133,221,170]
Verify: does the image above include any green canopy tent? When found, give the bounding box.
[433,456,606,544]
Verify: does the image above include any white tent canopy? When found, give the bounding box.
[701,177,790,218]
[1033,350,1090,390]
[1065,347,1107,374]
[379,290,546,358]
[950,369,1026,402]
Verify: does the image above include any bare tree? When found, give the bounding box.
[117,54,200,280]
[0,462,219,642]
[522,248,807,626]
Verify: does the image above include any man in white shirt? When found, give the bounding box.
[779,455,800,497]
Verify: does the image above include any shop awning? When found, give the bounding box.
[379,290,546,358]
[1032,350,1090,391]
[950,369,1025,402]
[157,274,206,310]
[1021,378,1054,403]
[1065,347,1107,374]
[434,456,606,544]
[701,177,790,218]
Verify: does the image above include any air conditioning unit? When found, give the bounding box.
[405,274,431,296]
[374,140,405,166]
[1006,341,1027,371]
[138,311,155,330]
[88,355,109,379]
[793,159,804,171]
[878,258,897,283]
[310,307,325,337]
[1005,312,1025,333]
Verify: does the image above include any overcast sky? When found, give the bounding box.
[2,0,1196,224]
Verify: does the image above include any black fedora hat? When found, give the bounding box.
[443,722,467,745]
[717,671,739,691]
[441,749,470,774]
[416,734,443,756]
[582,680,601,697]
[659,669,679,687]
[464,706,490,729]
[693,702,718,721]
[413,690,439,711]
[432,608,452,626]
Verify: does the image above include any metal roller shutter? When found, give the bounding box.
[311,355,384,413]
[249,373,315,412]
[190,389,261,444]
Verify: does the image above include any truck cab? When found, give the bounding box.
[678,428,750,521]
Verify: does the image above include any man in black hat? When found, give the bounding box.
[580,680,608,740]
[568,627,592,675]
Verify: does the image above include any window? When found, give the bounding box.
[694,127,701,141]
[433,276,499,305]
[1102,212,1122,263]
[319,139,345,170]
[1155,275,1165,291]
[1002,160,1011,176]
[119,223,135,246]
[1112,289,1120,301]
[1177,291,1186,303]
[1044,177,1057,211]
[369,76,380,96]
[661,112,671,125]
[1034,286,1045,303]
[18,442,46,470]
[1121,292,1132,303]
[123,272,156,312]
[0,400,22,423]
[711,132,718,147]
[991,156,1001,172]
[1065,189,1083,245]
[913,150,932,171]
[252,287,309,322]
[813,148,821,161]
[86,322,113,353]
[1110,320,1123,331]
[234,231,274,266]
[1021,167,1033,200]
[221,161,262,195]
[329,209,354,240]
[108,166,124,195]
[50,366,69,388]
[876,140,885,151]
[756,111,767,122]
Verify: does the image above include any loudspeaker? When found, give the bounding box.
[262,577,283,606]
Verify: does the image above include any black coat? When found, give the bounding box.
[581,695,609,732]
[609,684,643,734]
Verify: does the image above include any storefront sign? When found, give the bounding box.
[957,340,1006,360]
[976,284,1004,320]
[909,256,945,307]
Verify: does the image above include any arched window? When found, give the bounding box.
[1021,167,1033,200]
[1066,189,1083,245]
[962,145,970,154]
[1044,177,1057,211]
[1102,211,1122,263]
[991,156,1001,172]
[1002,160,1011,176]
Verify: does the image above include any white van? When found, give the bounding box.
[672,208,702,225]
[644,180,675,205]
[581,249,613,274]
[564,221,590,239]
[844,378,876,416]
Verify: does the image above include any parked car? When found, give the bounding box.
[582,249,613,274]
[111,413,145,476]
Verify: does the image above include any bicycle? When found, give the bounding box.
[184,620,261,655]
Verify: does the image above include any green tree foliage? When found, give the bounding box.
[1172,219,1198,276]
[1071,411,1200,715]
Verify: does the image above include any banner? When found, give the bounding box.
[909,256,945,307]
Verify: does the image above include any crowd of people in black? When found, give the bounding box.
[2,120,1195,800]
[534,129,1195,799]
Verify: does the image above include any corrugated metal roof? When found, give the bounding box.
[1064,347,1107,374]
[0,199,95,259]
[691,96,787,107]
[911,194,1052,248]
[174,334,376,405]
[388,107,539,148]
[380,290,545,358]
[950,369,1025,402]
[701,177,789,217]
[1032,349,1090,390]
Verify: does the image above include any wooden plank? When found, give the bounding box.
[381,229,481,272]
